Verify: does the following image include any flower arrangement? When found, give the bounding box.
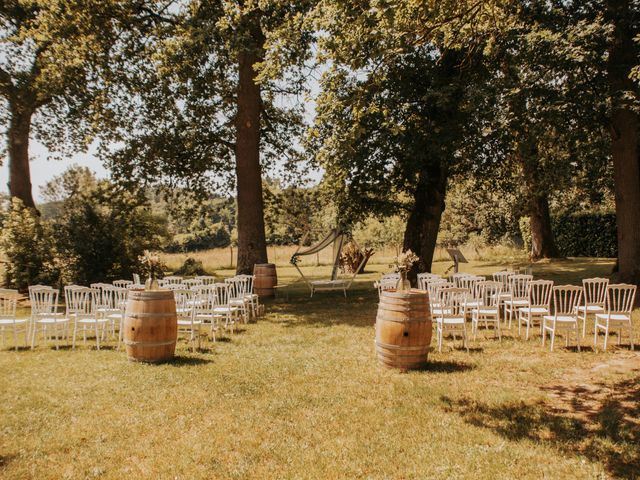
[390,249,419,273]
[138,250,166,280]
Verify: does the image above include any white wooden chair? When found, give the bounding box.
[435,287,469,352]
[594,284,636,351]
[237,274,260,318]
[503,274,533,327]
[211,283,240,334]
[192,285,219,341]
[225,276,251,323]
[0,290,27,350]
[97,285,127,343]
[174,289,202,352]
[375,278,397,298]
[113,279,133,288]
[162,276,183,286]
[68,287,110,350]
[459,276,486,312]
[416,273,442,290]
[428,280,453,314]
[542,285,583,351]
[492,270,515,320]
[29,286,69,350]
[449,272,473,286]
[471,281,502,341]
[195,275,216,285]
[517,279,553,340]
[577,277,608,338]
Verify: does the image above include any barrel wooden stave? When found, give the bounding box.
[124,289,177,363]
[254,263,277,297]
[375,289,432,370]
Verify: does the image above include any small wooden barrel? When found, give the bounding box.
[254,263,277,297]
[123,290,177,363]
[375,289,432,370]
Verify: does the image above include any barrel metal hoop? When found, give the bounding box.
[124,339,176,347]
[375,340,430,351]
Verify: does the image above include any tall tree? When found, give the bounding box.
[106,0,314,273]
[606,0,640,285]
[310,1,513,275]
[0,1,165,210]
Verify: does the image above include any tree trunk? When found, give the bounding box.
[607,0,640,285]
[234,13,268,274]
[528,193,559,259]
[7,101,37,210]
[403,161,448,283]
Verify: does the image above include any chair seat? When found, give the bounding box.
[106,313,123,320]
[432,308,453,316]
[466,301,483,308]
[177,319,203,326]
[505,299,528,306]
[518,307,549,314]
[176,308,192,315]
[77,317,109,324]
[576,305,604,313]
[543,315,577,323]
[438,316,465,325]
[213,306,238,314]
[473,308,499,315]
[0,318,28,325]
[595,313,631,322]
[35,317,69,324]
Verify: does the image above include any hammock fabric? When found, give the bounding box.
[290,227,366,297]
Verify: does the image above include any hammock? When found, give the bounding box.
[290,227,367,297]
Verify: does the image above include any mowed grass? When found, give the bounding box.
[1,258,639,479]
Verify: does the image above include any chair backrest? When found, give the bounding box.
[127,283,145,289]
[113,280,133,288]
[439,287,468,317]
[582,277,609,306]
[416,273,441,290]
[195,275,217,285]
[375,278,397,297]
[475,281,502,308]
[163,283,184,291]
[427,280,453,305]
[551,285,583,316]
[492,270,514,290]
[381,272,400,282]
[29,287,59,316]
[605,284,636,315]
[211,283,231,306]
[236,274,255,293]
[182,278,203,288]
[528,280,554,308]
[456,275,484,294]
[64,286,94,315]
[227,276,253,298]
[0,290,18,318]
[448,272,472,284]
[163,276,183,285]
[509,274,533,300]
[174,289,194,319]
[192,285,215,314]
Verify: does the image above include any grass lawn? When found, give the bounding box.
[1,258,638,479]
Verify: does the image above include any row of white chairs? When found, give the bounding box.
[0,275,263,351]
[375,271,636,353]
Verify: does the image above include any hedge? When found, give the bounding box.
[519,212,617,258]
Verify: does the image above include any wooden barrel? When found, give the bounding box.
[375,289,432,370]
[254,263,277,297]
[123,290,177,363]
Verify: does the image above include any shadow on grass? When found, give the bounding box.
[415,360,475,373]
[442,375,640,478]
[169,356,213,366]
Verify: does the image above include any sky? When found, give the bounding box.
[0,140,108,202]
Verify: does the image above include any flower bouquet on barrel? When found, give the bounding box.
[390,250,419,292]
[139,250,166,290]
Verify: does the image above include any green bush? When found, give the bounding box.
[0,198,62,290]
[174,258,208,276]
[519,212,617,258]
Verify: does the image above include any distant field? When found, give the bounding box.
[160,244,532,274]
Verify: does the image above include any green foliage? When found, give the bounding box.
[0,198,61,290]
[520,213,617,258]
[174,258,208,277]
[353,216,405,251]
[51,179,169,285]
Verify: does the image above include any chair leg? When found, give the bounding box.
[593,324,599,351]
[542,324,546,346]
[603,327,609,351]
[550,329,555,351]
[576,323,581,352]
[629,322,634,351]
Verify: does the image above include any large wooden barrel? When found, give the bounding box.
[375,289,432,370]
[254,263,277,297]
[123,290,177,363]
